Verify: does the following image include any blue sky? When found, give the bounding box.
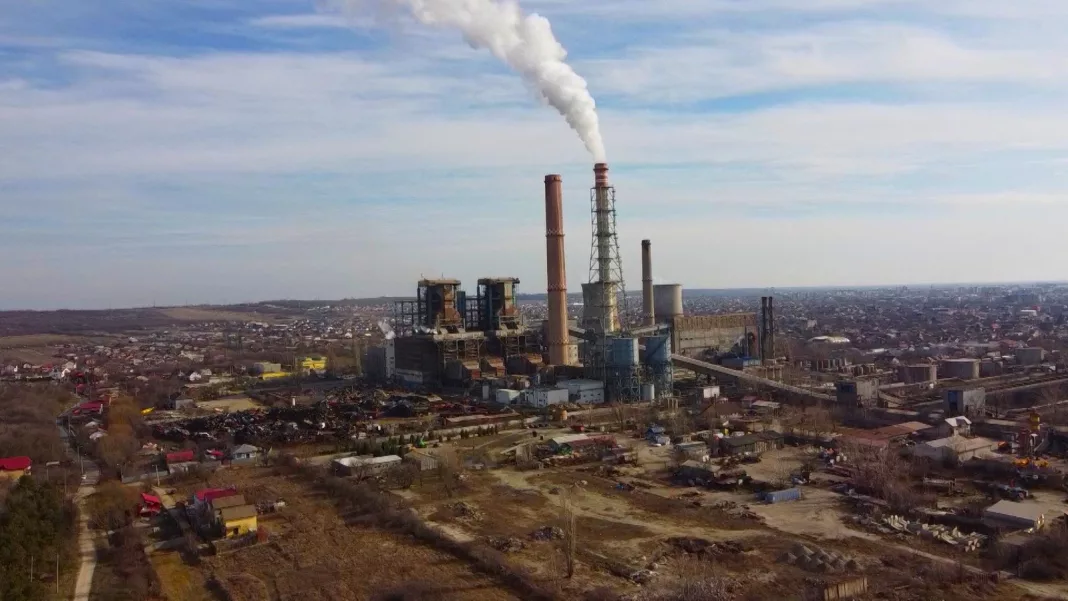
[4,0,1068,309]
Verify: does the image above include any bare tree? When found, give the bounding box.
[435,447,462,498]
[561,491,577,579]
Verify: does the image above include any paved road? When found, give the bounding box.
[71,487,97,601]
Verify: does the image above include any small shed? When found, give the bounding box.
[231,444,261,462]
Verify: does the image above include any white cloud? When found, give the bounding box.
[4,0,1068,307]
[249,14,353,29]
[583,23,1068,103]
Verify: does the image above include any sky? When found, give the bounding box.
[3,0,1068,309]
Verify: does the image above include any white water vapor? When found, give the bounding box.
[324,0,607,161]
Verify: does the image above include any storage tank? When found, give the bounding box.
[641,383,655,402]
[898,364,936,384]
[581,282,620,333]
[653,284,683,322]
[607,337,639,367]
[941,358,980,380]
[643,334,672,365]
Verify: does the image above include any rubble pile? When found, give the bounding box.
[664,537,746,558]
[449,502,484,522]
[709,500,764,522]
[779,543,859,574]
[854,514,986,552]
[529,526,565,541]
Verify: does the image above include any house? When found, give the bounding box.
[209,494,248,526]
[983,500,1045,530]
[219,504,258,538]
[165,449,196,465]
[0,456,31,480]
[230,444,261,463]
[675,441,709,460]
[942,417,972,437]
[677,459,717,481]
[718,432,784,456]
[193,486,239,510]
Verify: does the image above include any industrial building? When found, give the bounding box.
[387,276,536,386]
[367,162,781,403]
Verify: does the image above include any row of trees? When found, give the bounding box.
[0,382,71,465]
[0,477,78,601]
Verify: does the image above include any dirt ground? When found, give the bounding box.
[146,439,1061,601]
[195,396,261,412]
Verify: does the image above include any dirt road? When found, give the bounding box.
[72,487,97,601]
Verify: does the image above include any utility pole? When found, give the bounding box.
[56,553,60,594]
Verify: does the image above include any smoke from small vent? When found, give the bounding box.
[324,0,606,161]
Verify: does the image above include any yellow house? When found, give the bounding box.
[298,356,327,374]
[0,456,31,481]
[219,504,258,538]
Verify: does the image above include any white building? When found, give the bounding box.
[332,454,402,477]
[556,379,605,404]
[524,387,569,408]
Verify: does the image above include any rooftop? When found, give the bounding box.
[220,504,258,522]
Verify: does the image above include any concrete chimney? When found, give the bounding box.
[641,239,654,326]
[544,174,571,366]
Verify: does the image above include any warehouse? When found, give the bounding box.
[717,432,784,456]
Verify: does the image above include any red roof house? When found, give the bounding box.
[0,456,32,477]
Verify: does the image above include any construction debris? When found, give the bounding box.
[854,514,987,552]
[779,543,859,574]
[449,501,484,522]
[529,526,565,541]
[487,536,525,553]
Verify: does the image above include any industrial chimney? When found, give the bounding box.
[544,174,571,366]
[584,162,621,334]
[641,240,654,326]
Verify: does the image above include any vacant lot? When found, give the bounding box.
[156,467,521,601]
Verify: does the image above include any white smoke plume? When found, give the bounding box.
[324,0,606,161]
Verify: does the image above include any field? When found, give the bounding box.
[159,466,523,601]
[158,307,280,323]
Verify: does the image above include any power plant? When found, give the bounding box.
[375,162,774,404]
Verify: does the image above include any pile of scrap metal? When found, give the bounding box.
[152,401,363,445]
[854,514,987,551]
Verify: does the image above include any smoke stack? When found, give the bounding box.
[594,162,609,187]
[545,174,571,365]
[767,296,775,361]
[760,297,768,364]
[641,240,654,326]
